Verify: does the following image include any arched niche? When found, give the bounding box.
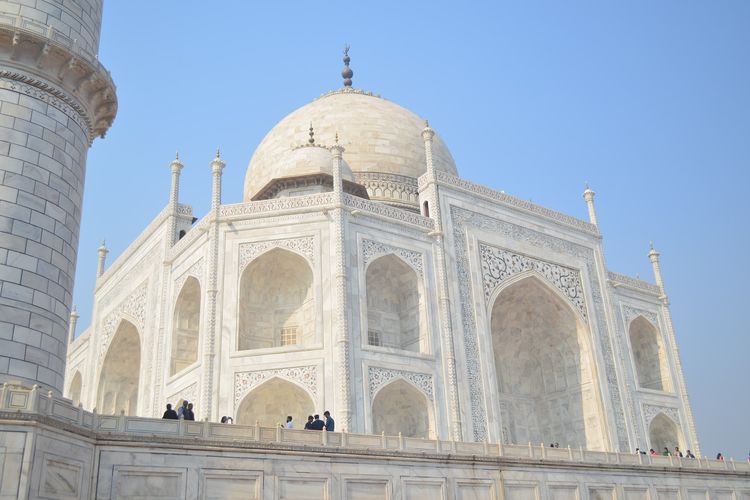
[372,379,433,438]
[235,378,314,427]
[67,371,82,406]
[170,277,201,376]
[97,319,140,415]
[629,316,672,392]
[365,254,426,353]
[490,275,604,449]
[649,412,681,453]
[238,248,314,351]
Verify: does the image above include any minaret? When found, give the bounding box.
[648,242,664,294]
[583,184,599,226]
[96,241,109,278]
[331,133,345,195]
[420,120,462,440]
[167,152,184,245]
[201,149,225,420]
[0,1,116,394]
[68,307,79,345]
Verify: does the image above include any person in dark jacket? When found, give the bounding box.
[183,403,195,421]
[304,415,314,429]
[310,414,325,430]
[162,404,178,419]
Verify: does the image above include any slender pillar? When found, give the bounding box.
[648,243,664,293]
[167,153,184,245]
[96,241,109,278]
[330,137,351,430]
[0,1,116,394]
[68,307,79,345]
[583,184,598,226]
[201,149,224,420]
[421,121,463,441]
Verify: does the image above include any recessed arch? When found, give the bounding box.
[67,371,82,406]
[170,276,201,376]
[97,319,140,415]
[629,316,672,392]
[365,254,426,353]
[372,378,433,438]
[490,275,604,449]
[649,412,682,453]
[235,377,315,426]
[238,248,314,351]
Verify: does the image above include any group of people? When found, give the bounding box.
[301,411,335,431]
[162,401,195,420]
[635,446,696,458]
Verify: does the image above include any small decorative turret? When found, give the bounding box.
[342,45,354,87]
[210,148,225,210]
[648,242,665,292]
[68,306,79,345]
[330,132,345,195]
[421,120,436,176]
[169,151,184,207]
[582,183,598,226]
[96,240,108,278]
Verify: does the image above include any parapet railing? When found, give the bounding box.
[1,385,746,473]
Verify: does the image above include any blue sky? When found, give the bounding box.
[77,1,748,458]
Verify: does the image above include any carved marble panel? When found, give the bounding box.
[234,366,318,408]
[361,239,424,277]
[167,382,198,407]
[622,305,659,328]
[98,280,148,362]
[174,258,204,293]
[368,366,433,402]
[238,236,315,274]
[480,243,587,319]
[642,404,680,426]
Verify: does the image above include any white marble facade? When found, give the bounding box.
[65,79,699,457]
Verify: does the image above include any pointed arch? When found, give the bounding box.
[372,378,433,438]
[170,276,201,376]
[238,248,315,351]
[235,377,315,426]
[490,274,604,449]
[365,254,426,353]
[67,371,82,407]
[629,316,672,392]
[97,319,141,415]
[649,412,682,453]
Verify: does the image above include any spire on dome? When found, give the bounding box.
[308,122,315,144]
[342,45,353,87]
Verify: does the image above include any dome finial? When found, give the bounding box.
[308,122,315,144]
[342,44,353,87]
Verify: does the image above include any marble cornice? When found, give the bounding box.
[0,21,117,140]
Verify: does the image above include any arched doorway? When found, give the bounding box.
[238,249,314,351]
[170,277,201,376]
[649,413,681,453]
[235,378,314,427]
[629,316,672,391]
[490,275,604,449]
[372,379,432,438]
[97,320,140,415]
[67,371,82,406]
[365,254,426,353]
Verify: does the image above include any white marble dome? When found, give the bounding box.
[244,89,458,203]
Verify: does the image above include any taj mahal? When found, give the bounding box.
[0,2,748,499]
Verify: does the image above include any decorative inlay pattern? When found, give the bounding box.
[437,171,598,235]
[174,259,204,293]
[167,383,198,406]
[98,281,148,361]
[176,204,193,216]
[608,272,661,294]
[368,367,434,402]
[451,206,629,449]
[220,193,335,218]
[343,193,434,230]
[353,171,419,207]
[238,236,315,273]
[643,404,680,426]
[622,305,659,327]
[362,239,424,277]
[0,75,87,133]
[234,366,318,408]
[480,243,587,319]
